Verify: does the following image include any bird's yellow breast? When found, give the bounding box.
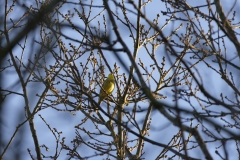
[102,81,114,94]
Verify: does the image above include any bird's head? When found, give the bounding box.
[107,73,115,81]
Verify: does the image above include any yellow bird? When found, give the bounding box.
[96,73,115,113]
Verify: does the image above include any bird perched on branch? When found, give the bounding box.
[96,73,115,113]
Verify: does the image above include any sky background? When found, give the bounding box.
[1,0,240,159]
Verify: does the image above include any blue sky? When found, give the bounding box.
[1,0,240,159]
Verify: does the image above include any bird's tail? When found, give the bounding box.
[95,100,102,113]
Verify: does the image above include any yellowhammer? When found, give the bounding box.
[96,73,115,113]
